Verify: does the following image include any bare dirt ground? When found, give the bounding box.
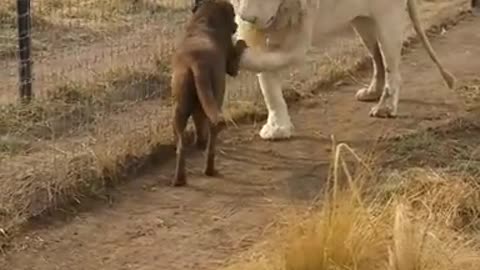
[1,11,479,270]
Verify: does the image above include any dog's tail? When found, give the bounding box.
[191,63,221,125]
[406,0,455,89]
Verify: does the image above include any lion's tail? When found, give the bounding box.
[406,0,456,89]
[191,63,221,125]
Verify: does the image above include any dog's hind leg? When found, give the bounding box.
[474,0,480,15]
[192,107,208,150]
[204,124,218,177]
[173,106,190,186]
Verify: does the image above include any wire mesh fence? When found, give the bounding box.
[1,0,186,102]
[0,0,371,146]
[1,0,466,148]
[1,0,367,104]
[2,0,460,163]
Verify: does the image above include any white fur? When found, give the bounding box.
[232,0,455,140]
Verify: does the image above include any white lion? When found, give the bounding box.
[231,0,456,140]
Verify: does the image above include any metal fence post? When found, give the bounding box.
[16,0,33,103]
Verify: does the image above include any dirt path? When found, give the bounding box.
[1,13,479,270]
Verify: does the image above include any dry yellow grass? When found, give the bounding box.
[0,0,186,58]
[222,143,480,270]
[0,60,168,145]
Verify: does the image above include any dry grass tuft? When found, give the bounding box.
[0,62,169,140]
[223,143,480,270]
[379,169,480,232]
[456,78,480,108]
[0,113,174,235]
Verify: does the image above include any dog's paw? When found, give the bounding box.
[235,39,248,54]
[204,167,218,177]
[195,139,207,150]
[217,112,226,125]
[171,177,187,187]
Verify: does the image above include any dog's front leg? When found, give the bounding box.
[256,71,294,140]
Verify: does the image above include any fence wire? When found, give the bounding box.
[1,0,367,104]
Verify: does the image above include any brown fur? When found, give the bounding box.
[171,0,248,186]
[473,0,480,14]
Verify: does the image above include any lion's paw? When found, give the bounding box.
[369,103,397,118]
[355,87,382,102]
[259,122,294,140]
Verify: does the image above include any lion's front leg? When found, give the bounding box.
[239,46,305,73]
[257,71,294,140]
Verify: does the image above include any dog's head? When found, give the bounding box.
[193,0,238,34]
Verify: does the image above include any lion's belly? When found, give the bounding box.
[311,0,369,35]
[309,0,406,45]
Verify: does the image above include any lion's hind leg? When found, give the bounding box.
[369,12,406,118]
[352,17,385,102]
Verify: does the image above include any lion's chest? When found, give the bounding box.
[265,28,302,51]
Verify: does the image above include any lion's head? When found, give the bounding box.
[233,0,307,31]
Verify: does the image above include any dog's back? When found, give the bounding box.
[172,41,225,127]
[172,2,236,124]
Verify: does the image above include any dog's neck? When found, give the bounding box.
[186,17,233,49]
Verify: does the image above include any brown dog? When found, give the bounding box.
[473,0,480,15]
[171,0,247,186]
